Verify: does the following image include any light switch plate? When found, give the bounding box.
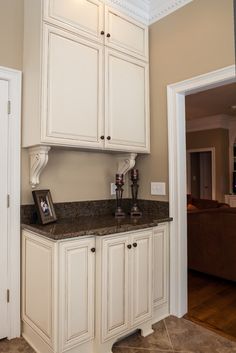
[111,183,116,195]
[151,182,166,196]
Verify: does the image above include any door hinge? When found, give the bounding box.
[7,289,10,303]
[7,194,10,208]
[8,100,11,115]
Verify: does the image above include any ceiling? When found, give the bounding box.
[106,0,193,24]
[185,82,236,120]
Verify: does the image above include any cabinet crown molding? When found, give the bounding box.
[105,0,193,24]
[29,146,51,188]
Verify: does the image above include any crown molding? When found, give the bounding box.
[186,114,236,133]
[149,0,193,24]
[104,0,193,25]
[105,0,150,24]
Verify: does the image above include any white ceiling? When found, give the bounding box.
[106,0,193,25]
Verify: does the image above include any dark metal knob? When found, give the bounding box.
[133,243,137,248]
[107,33,111,38]
[100,135,105,140]
[127,244,132,249]
[107,136,111,140]
[100,31,105,35]
[91,248,96,253]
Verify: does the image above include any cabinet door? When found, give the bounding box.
[43,0,104,43]
[59,238,95,351]
[41,25,104,149]
[153,224,169,309]
[22,232,55,347]
[102,235,129,341]
[105,6,148,61]
[130,230,153,327]
[105,48,150,153]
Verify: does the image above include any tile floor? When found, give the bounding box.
[1,316,236,353]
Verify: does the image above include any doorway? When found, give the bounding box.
[0,67,21,339]
[187,148,216,200]
[167,65,236,318]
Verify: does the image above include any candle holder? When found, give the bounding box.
[130,169,142,217]
[115,173,126,218]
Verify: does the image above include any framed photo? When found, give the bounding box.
[32,189,57,225]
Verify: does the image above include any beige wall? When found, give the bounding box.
[136,0,235,201]
[0,0,235,204]
[186,129,229,202]
[0,0,23,70]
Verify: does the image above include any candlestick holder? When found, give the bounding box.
[130,169,142,217]
[115,173,126,218]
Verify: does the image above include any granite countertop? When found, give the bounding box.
[22,214,172,241]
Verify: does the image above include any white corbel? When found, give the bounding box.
[117,153,138,175]
[29,145,51,188]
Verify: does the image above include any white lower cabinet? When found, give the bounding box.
[22,224,169,353]
[22,231,95,353]
[95,229,154,353]
[153,223,169,322]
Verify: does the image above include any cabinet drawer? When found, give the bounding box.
[105,6,148,61]
[43,0,104,42]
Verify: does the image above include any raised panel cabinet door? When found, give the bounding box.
[43,0,104,42]
[105,48,150,153]
[41,25,104,148]
[153,224,169,308]
[130,230,153,327]
[102,235,130,341]
[22,233,54,347]
[105,6,148,61]
[59,238,95,351]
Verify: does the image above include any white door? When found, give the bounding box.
[105,48,150,153]
[42,25,104,149]
[59,238,95,351]
[102,235,129,341]
[0,79,9,340]
[200,152,212,199]
[130,230,152,327]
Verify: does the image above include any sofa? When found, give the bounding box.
[187,196,236,282]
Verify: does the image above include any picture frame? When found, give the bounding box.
[32,189,57,225]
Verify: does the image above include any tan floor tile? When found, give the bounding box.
[165,316,236,353]
[0,338,34,353]
[113,321,172,351]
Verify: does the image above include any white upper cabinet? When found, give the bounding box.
[105,48,149,152]
[41,25,103,148]
[43,0,104,42]
[23,0,150,153]
[105,6,148,61]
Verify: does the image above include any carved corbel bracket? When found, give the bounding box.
[117,153,138,175]
[29,145,51,188]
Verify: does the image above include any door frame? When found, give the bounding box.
[167,65,236,317]
[187,147,216,200]
[0,66,21,338]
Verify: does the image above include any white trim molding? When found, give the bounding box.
[167,65,236,317]
[104,0,193,25]
[0,66,22,339]
[29,145,51,188]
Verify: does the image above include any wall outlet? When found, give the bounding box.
[110,183,116,195]
[151,182,166,196]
